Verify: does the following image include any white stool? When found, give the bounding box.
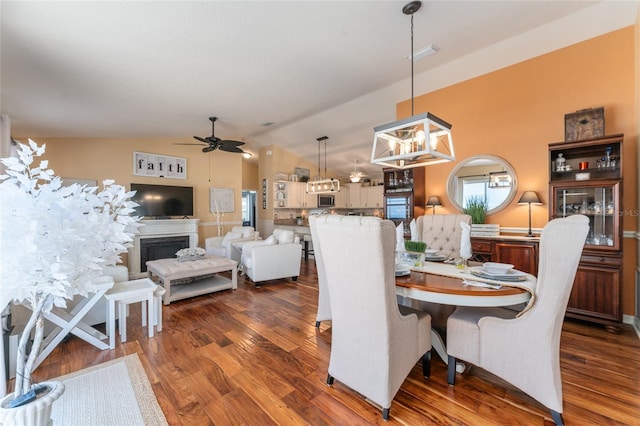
[104,278,156,349]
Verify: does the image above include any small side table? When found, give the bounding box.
[104,278,156,349]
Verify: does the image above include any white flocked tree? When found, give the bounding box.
[0,140,140,399]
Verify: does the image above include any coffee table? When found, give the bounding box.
[146,256,238,305]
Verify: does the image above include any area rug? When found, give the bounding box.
[50,354,167,425]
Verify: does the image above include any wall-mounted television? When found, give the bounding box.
[130,183,194,218]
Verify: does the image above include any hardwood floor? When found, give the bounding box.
[15,259,640,425]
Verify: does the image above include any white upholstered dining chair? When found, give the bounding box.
[309,215,432,420]
[309,215,330,328]
[446,215,589,426]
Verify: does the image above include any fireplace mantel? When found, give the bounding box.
[128,219,199,278]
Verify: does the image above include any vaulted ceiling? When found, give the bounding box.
[1,1,637,179]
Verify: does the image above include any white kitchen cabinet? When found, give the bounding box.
[346,183,361,208]
[334,188,349,208]
[362,186,384,208]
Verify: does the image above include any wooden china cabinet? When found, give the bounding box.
[548,134,623,331]
[383,168,425,238]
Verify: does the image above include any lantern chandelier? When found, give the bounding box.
[306,136,340,195]
[371,0,455,170]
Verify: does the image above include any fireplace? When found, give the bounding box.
[139,236,189,272]
[128,219,200,278]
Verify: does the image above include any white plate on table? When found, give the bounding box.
[395,267,411,277]
[470,266,528,282]
[424,254,448,262]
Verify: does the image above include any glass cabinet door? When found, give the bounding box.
[551,182,620,250]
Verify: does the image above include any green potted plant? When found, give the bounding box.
[463,195,487,224]
[0,140,140,425]
[404,240,427,267]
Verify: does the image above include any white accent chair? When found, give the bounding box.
[416,214,472,258]
[310,215,432,420]
[446,215,589,426]
[205,226,257,263]
[241,229,302,287]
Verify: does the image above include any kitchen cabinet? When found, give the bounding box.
[361,186,384,208]
[299,183,318,208]
[549,134,623,331]
[346,183,361,209]
[334,188,349,208]
[471,236,539,276]
[274,182,317,209]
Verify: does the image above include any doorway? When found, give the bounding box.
[242,190,257,228]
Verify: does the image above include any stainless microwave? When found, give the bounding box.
[318,194,335,207]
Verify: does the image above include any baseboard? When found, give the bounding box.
[624,315,640,339]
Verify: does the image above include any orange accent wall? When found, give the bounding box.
[398,27,638,317]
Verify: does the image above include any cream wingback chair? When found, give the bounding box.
[446,215,589,426]
[310,215,432,420]
[205,226,256,263]
[416,214,472,258]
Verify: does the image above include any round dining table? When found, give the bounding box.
[395,268,533,371]
[395,271,531,307]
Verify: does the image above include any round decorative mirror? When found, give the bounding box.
[446,154,518,215]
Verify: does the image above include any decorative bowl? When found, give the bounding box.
[425,249,439,255]
[483,262,514,274]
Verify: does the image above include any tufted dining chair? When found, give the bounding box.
[416,214,472,259]
[411,214,473,328]
[446,215,589,426]
[310,214,432,420]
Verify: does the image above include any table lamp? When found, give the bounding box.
[518,191,542,237]
[426,196,442,215]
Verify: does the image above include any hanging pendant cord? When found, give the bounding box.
[410,12,415,116]
[324,140,327,179]
[317,140,321,179]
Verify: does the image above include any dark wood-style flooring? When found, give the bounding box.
[12,259,640,425]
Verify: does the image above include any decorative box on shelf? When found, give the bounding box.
[470,224,500,237]
[564,107,604,142]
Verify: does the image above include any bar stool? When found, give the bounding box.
[104,278,158,349]
[302,234,314,260]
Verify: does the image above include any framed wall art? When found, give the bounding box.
[262,178,267,209]
[133,151,187,179]
[210,187,234,213]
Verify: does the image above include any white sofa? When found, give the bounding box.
[205,226,257,263]
[241,229,302,287]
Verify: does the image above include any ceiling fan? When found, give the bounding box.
[349,160,367,183]
[178,117,245,153]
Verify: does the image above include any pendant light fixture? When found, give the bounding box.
[306,136,340,195]
[371,1,455,170]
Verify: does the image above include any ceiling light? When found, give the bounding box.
[371,1,455,170]
[242,152,252,159]
[306,136,341,195]
[405,43,439,61]
[350,160,364,183]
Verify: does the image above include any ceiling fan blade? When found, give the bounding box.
[219,140,245,147]
[193,136,209,143]
[219,146,245,153]
[202,145,217,153]
[175,143,208,146]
